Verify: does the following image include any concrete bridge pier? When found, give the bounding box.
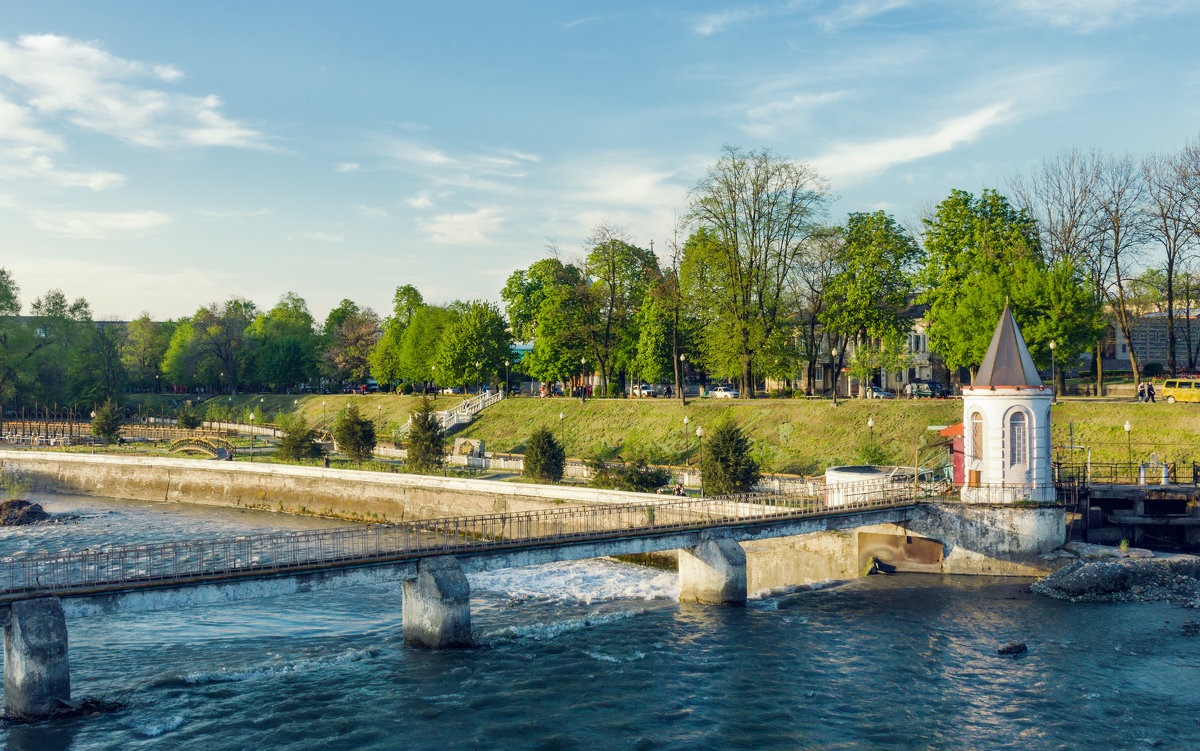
[3,597,71,719]
[402,556,472,649]
[678,539,747,605]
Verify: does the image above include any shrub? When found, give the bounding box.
[406,398,444,473]
[332,403,377,465]
[1143,362,1164,378]
[524,428,565,483]
[91,398,123,444]
[401,382,414,395]
[588,455,671,493]
[177,404,203,430]
[700,419,760,495]
[275,413,325,461]
[606,382,622,398]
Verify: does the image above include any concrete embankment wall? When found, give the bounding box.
[0,451,664,522]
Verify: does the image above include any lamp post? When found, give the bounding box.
[1124,420,1132,472]
[696,426,705,496]
[322,400,327,427]
[831,348,839,406]
[248,412,255,461]
[1049,340,1057,404]
[683,416,690,462]
[504,359,510,396]
[559,411,566,456]
[475,361,482,395]
[377,404,382,429]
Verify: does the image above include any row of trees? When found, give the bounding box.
[5,139,1199,411]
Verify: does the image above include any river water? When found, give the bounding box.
[3,493,1199,751]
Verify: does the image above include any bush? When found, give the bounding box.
[275,413,325,461]
[588,455,671,493]
[700,419,760,495]
[91,398,123,444]
[524,428,565,483]
[606,382,622,398]
[406,398,444,473]
[332,403,377,465]
[1143,362,1165,378]
[401,382,414,395]
[177,404,203,430]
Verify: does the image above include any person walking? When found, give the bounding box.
[1137,382,1146,403]
[1147,382,1156,403]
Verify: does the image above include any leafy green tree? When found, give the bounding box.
[822,211,919,347]
[433,300,512,390]
[588,455,671,493]
[370,284,425,388]
[91,397,123,444]
[275,412,324,461]
[634,295,674,385]
[406,398,444,473]
[122,313,171,391]
[700,419,760,495]
[332,403,377,465]
[246,292,318,391]
[69,326,126,406]
[524,428,565,483]
[322,308,381,384]
[0,268,41,403]
[686,146,829,396]
[177,403,203,430]
[507,260,590,385]
[396,305,455,390]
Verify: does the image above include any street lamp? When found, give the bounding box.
[559,410,566,456]
[831,348,839,406]
[580,358,587,402]
[248,411,256,461]
[696,426,705,496]
[1124,420,1132,471]
[683,415,690,459]
[1049,340,1057,404]
[322,400,327,426]
[867,416,874,430]
[377,404,382,428]
[475,361,482,395]
[504,359,510,396]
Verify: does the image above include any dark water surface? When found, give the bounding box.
[3,493,1199,750]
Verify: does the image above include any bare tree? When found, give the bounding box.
[1143,150,1198,375]
[1093,153,1149,384]
[788,226,845,394]
[686,145,828,396]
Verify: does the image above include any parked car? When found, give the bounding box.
[911,381,949,398]
[710,385,739,398]
[865,386,895,399]
[632,384,658,397]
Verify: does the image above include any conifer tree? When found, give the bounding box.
[406,398,444,473]
[700,419,760,495]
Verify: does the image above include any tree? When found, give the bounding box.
[700,419,760,495]
[332,403,376,465]
[323,308,381,384]
[246,292,318,391]
[821,211,918,393]
[791,226,846,394]
[91,397,123,444]
[634,295,674,386]
[177,403,203,430]
[406,398,444,473]
[524,428,565,483]
[370,284,425,388]
[122,313,170,391]
[396,305,455,390]
[1093,154,1149,384]
[1143,151,1197,375]
[275,412,324,461]
[433,300,512,390]
[507,259,590,386]
[0,268,41,404]
[191,298,256,392]
[686,145,829,396]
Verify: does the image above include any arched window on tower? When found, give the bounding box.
[1009,412,1027,467]
[970,412,983,461]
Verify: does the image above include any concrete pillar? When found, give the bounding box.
[402,556,472,649]
[679,539,747,605]
[3,597,70,719]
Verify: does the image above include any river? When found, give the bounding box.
[3,493,1199,750]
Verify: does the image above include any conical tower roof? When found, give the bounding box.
[972,304,1042,388]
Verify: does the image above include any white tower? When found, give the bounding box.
[961,305,1055,503]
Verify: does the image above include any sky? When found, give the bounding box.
[2,0,1199,323]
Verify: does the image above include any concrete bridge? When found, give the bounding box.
[0,485,920,719]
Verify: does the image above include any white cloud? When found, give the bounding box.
[405,191,434,209]
[743,90,848,137]
[693,7,766,35]
[356,204,389,218]
[814,0,911,32]
[421,207,503,244]
[334,162,360,173]
[297,231,344,243]
[0,34,268,150]
[1003,0,1193,33]
[29,208,172,239]
[809,100,1014,182]
[561,15,602,30]
[195,208,271,220]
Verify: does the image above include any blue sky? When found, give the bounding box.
[2,1,1198,322]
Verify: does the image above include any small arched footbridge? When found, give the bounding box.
[168,437,236,460]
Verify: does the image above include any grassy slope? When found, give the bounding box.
[123,393,1200,473]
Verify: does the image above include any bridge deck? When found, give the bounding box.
[0,485,940,603]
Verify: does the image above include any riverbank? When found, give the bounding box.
[1032,546,1200,607]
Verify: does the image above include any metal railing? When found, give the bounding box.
[0,477,932,601]
[169,437,236,458]
[1054,461,1198,486]
[394,388,505,437]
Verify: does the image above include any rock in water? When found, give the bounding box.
[0,499,49,525]
[998,642,1027,655]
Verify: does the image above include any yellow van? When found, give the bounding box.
[1161,379,1200,403]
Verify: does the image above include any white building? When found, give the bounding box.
[961,305,1055,504]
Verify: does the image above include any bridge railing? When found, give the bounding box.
[0,480,920,600]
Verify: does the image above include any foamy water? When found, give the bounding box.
[3,492,1199,751]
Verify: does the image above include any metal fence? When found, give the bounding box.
[0,478,932,601]
[1054,461,1199,486]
